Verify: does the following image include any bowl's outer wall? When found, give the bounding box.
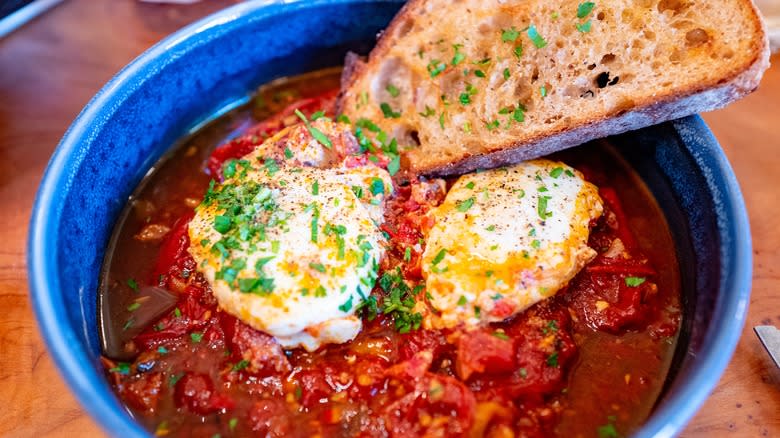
[28,1,752,437]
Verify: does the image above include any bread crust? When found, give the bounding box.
[339,0,771,176]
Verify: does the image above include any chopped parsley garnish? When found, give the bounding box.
[310,204,320,243]
[542,320,559,334]
[513,45,523,58]
[214,215,232,234]
[486,120,500,131]
[456,197,475,212]
[229,418,238,431]
[157,346,168,354]
[351,185,363,199]
[537,195,553,219]
[370,177,385,195]
[547,351,559,367]
[459,93,472,105]
[486,225,496,231]
[550,167,564,178]
[380,102,401,118]
[502,27,520,42]
[378,268,423,333]
[232,359,250,371]
[577,1,596,18]
[109,362,131,375]
[540,86,548,97]
[439,112,446,129]
[127,302,141,312]
[503,68,511,80]
[465,181,475,189]
[387,154,401,176]
[419,106,436,117]
[338,296,354,312]
[513,106,525,123]
[597,422,619,438]
[336,114,351,124]
[294,109,332,149]
[457,295,468,306]
[310,110,326,121]
[427,59,446,78]
[404,247,412,262]
[517,189,526,199]
[386,83,400,97]
[284,146,294,159]
[493,331,510,340]
[625,276,646,287]
[190,332,204,343]
[527,25,548,48]
[451,44,466,66]
[264,157,280,175]
[309,262,326,273]
[126,278,139,292]
[531,239,541,249]
[576,20,593,33]
[431,248,447,265]
[174,307,182,318]
[474,69,486,78]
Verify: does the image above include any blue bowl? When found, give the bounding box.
[28,0,752,436]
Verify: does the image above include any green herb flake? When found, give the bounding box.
[419,106,436,117]
[386,84,400,97]
[527,25,548,48]
[431,248,447,265]
[597,422,619,438]
[126,278,139,292]
[311,180,319,195]
[284,146,294,159]
[540,86,548,97]
[174,307,182,318]
[577,1,596,18]
[404,247,412,262]
[380,102,401,119]
[537,195,553,219]
[502,27,520,42]
[550,167,564,178]
[465,181,476,190]
[370,177,385,195]
[625,276,646,287]
[493,331,510,340]
[387,154,401,176]
[157,346,168,354]
[338,296,354,312]
[232,359,250,371]
[214,215,232,234]
[294,109,333,149]
[457,295,468,306]
[456,197,475,212]
[486,120,500,131]
[229,418,238,431]
[576,19,593,33]
[503,68,511,81]
[309,262,327,273]
[190,332,204,343]
[109,362,131,375]
[513,45,523,58]
[427,60,446,78]
[127,302,141,312]
[547,351,559,367]
[474,69,486,78]
[439,112,446,129]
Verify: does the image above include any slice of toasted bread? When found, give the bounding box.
[339,0,769,176]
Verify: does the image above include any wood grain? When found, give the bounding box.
[0,1,777,436]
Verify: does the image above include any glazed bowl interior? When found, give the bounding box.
[28,1,751,437]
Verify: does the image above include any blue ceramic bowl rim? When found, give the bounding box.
[27,1,752,436]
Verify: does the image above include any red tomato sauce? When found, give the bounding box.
[100,69,680,437]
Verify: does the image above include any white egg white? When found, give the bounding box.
[189,121,392,351]
[420,159,603,329]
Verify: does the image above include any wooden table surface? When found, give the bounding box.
[0,1,778,436]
